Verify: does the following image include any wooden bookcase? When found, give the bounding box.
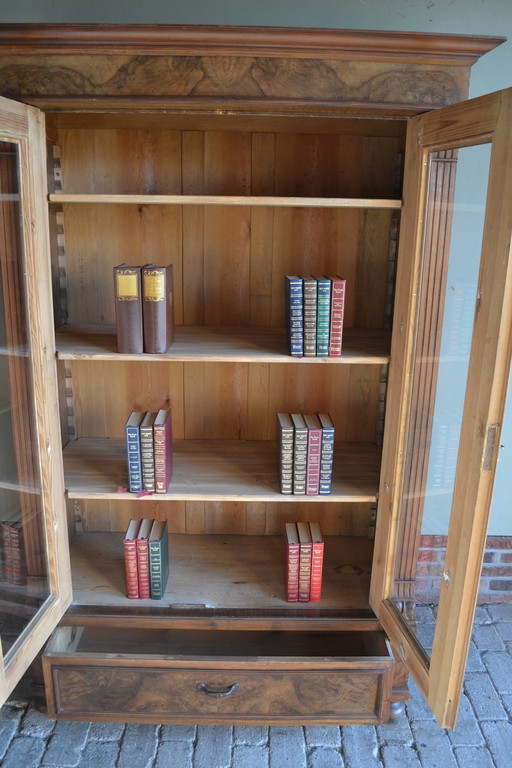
[0,25,511,729]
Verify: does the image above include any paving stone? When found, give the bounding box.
[117,723,159,768]
[20,703,56,739]
[465,640,486,672]
[42,720,91,767]
[447,693,483,747]
[88,720,125,741]
[308,746,344,767]
[269,726,307,768]
[482,650,512,693]
[464,673,509,721]
[486,604,512,622]
[160,724,197,742]
[155,739,194,768]
[194,726,233,768]
[480,720,512,767]
[495,621,512,644]
[304,725,341,747]
[501,693,512,718]
[1,735,47,768]
[233,726,268,745]
[232,744,269,768]
[453,745,495,768]
[0,705,24,759]
[381,745,422,768]
[76,740,119,768]
[412,605,436,623]
[342,725,382,768]
[406,679,436,721]
[471,623,506,651]
[411,721,458,768]
[376,713,413,746]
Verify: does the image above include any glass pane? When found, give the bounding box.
[391,143,492,659]
[0,140,50,658]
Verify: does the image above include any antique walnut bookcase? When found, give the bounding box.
[0,25,511,729]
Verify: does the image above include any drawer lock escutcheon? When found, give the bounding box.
[196,682,240,698]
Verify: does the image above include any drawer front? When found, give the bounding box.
[45,662,392,724]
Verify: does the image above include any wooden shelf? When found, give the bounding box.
[63,438,382,502]
[69,532,374,615]
[56,324,391,364]
[49,193,402,209]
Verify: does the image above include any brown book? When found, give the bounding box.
[284,522,300,602]
[136,518,153,599]
[154,408,173,493]
[140,411,157,492]
[114,264,143,354]
[123,519,141,598]
[142,264,174,353]
[297,521,312,602]
[309,522,324,602]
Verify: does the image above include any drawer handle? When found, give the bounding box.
[196,682,240,698]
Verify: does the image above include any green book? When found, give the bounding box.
[148,519,169,600]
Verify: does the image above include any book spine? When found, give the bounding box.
[318,419,335,495]
[310,540,324,602]
[140,423,155,493]
[124,537,139,598]
[154,418,173,494]
[284,276,304,356]
[298,539,312,602]
[126,423,143,493]
[277,414,294,495]
[306,424,322,496]
[303,277,317,357]
[329,277,346,357]
[149,540,164,599]
[113,265,143,354]
[142,264,174,354]
[136,537,150,599]
[1,522,13,583]
[286,540,300,602]
[316,277,331,356]
[9,524,26,586]
[292,423,308,495]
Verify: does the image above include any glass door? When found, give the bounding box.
[371,88,512,728]
[0,96,70,705]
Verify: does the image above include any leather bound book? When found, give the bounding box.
[113,264,143,354]
[142,264,174,354]
[123,519,141,599]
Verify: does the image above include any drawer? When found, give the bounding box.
[42,626,394,725]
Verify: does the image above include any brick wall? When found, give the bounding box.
[416,535,512,603]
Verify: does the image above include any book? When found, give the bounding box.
[303,276,318,357]
[0,510,25,586]
[142,263,175,354]
[309,521,324,602]
[304,414,322,495]
[140,411,157,492]
[284,275,304,356]
[148,519,169,600]
[327,276,346,357]
[125,411,144,493]
[136,518,153,599]
[284,522,300,602]
[297,521,312,602]
[276,412,294,494]
[153,408,173,493]
[123,519,141,598]
[290,413,308,495]
[317,412,335,495]
[316,276,331,356]
[113,264,143,354]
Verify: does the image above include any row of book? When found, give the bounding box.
[0,511,26,586]
[285,521,324,602]
[284,274,346,357]
[123,518,170,599]
[125,408,173,494]
[114,263,174,354]
[277,412,335,495]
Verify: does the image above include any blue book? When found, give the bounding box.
[284,275,304,356]
[148,519,169,599]
[125,411,144,493]
[317,412,335,495]
[316,276,331,356]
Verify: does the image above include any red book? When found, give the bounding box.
[297,521,312,602]
[309,522,324,602]
[304,414,322,495]
[284,522,300,602]
[154,408,173,493]
[123,519,141,598]
[136,518,153,599]
[327,276,346,357]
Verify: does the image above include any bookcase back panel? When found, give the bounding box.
[76,498,374,537]
[67,360,382,442]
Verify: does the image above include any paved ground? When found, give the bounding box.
[1,603,511,768]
